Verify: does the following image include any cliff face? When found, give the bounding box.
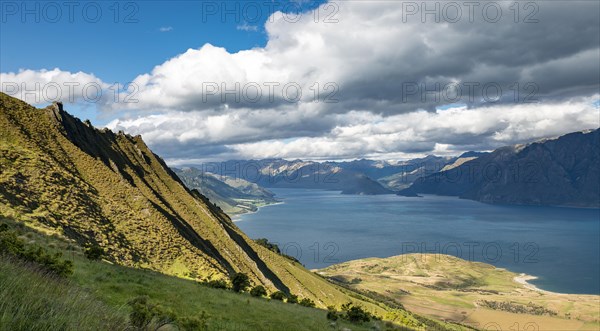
[0,93,363,306]
[401,129,600,208]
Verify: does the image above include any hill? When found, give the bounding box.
[0,216,416,331]
[319,254,600,330]
[0,92,388,310]
[174,167,279,215]
[400,130,600,208]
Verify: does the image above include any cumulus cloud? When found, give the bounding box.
[108,95,600,162]
[0,68,110,107]
[106,1,599,114]
[3,1,600,162]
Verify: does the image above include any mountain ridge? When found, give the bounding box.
[400,129,600,208]
[0,93,382,308]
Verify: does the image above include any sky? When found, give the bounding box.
[1,0,599,164]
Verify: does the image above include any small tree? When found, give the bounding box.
[299,298,316,307]
[84,244,105,260]
[269,291,286,301]
[341,302,371,323]
[287,294,299,304]
[204,279,228,289]
[250,285,267,297]
[231,273,250,292]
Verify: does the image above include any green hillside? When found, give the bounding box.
[1,216,413,331]
[0,93,445,329]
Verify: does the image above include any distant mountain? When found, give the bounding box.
[400,130,600,208]
[199,159,393,195]
[376,156,456,191]
[173,167,279,215]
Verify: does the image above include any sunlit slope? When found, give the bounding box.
[319,254,600,330]
[0,93,381,309]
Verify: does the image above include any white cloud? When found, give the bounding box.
[159,26,173,32]
[3,1,600,162]
[107,95,600,162]
[0,68,109,106]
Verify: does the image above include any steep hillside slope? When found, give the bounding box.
[0,93,380,308]
[400,130,600,207]
[174,167,279,215]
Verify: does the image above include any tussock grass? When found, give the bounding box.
[0,257,126,331]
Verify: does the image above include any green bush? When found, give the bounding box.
[127,296,176,330]
[299,298,316,308]
[178,311,210,331]
[254,238,281,254]
[0,227,73,277]
[269,291,286,301]
[204,279,229,290]
[84,244,105,260]
[231,273,250,293]
[341,302,371,323]
[250,285,267,297]
[326,306,339,321]
[287,294,299,304]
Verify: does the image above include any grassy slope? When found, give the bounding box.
[0,93,391,311]
[0,217,408,331]
[319,254,600,331]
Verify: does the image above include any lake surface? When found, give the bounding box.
[235,189,600,294]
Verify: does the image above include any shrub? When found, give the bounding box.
[231,273,250,293]
[287,294,299,304]
[0,227,73,277]
[205,279,229,290]
[299,298,316,308]
[326,306,339,321]
[127,296,175,330]
[254,238,281,254]
[250,285,267,297]
[269,291,286,301]
[341,302,371,323]
[84,244,105,260]
[178,311,210,331]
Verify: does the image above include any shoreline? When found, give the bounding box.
[513,273,549,293]
[512,273,599,296]
[231,201,285,222]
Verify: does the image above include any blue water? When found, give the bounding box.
[236,189,600,294]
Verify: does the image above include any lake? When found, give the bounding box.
[235,188,600,294]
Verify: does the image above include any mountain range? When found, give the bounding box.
[400,129,600,208]
[197,159,393,195]
[192,135,598,208]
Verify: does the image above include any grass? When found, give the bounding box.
[319,254,600,331]
[0,257,126,331]
[0,217,414,331]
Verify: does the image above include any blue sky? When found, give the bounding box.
[1,1,324,83]
[1,1,598,162]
